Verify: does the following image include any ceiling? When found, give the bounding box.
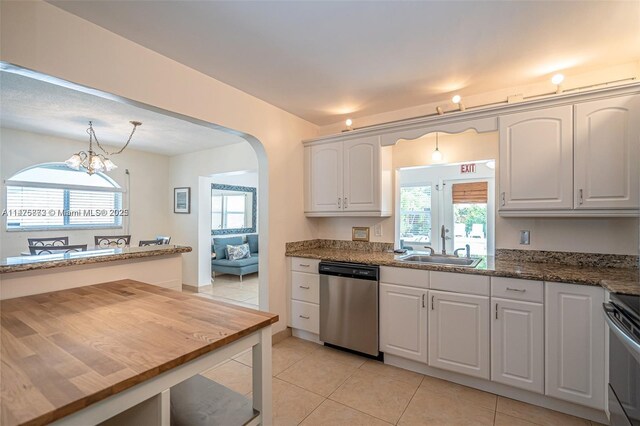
[0,72,245,156]
[48,1,640,126]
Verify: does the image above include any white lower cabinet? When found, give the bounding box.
[545,282,605,409]
[379,283,428,363]
[428,290,490,380]
[491,298,544,393]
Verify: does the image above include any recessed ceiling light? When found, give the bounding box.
[345,118,353,127]
[551,73,565,85]
[451,95,462,104]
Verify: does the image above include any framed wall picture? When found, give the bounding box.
[174,187,191,214]
[352,226,370,242]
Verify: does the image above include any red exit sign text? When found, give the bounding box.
[461,163,476,174]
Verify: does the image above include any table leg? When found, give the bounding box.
[252,326,272,425]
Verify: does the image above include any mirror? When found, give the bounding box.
[211,184,257,235]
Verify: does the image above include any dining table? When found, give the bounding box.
[0,279,278,426]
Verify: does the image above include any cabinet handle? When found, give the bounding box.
[579,189,584,205]
[495,303,499,320]
[431,295,434,310]
[344,197,348,208]
[422,294,425,308]
[299,285,310,289]
[338,197,341,208]
[501,192,506,207]
[506,287,526,293]
[299,264,310,267]
[299,315,310,319]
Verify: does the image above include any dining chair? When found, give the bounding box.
[139,239,162,247]
[94,235,132,248]
[156,235,171,245]
[29,244,88,255]
[27,237,69,247]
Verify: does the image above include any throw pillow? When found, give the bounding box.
[227,243,251,261]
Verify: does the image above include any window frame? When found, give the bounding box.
[398,183,433,247]
[5,163,125,232]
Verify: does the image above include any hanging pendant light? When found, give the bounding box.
[432,132,443,162]
[65,120,141,175]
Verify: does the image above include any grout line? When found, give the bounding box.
[395,375,423,425]
[296,397,328,425]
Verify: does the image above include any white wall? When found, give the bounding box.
[168,142,258,286]
[0,0,320,333]
[0,127,171,258]
[314,131,640,255]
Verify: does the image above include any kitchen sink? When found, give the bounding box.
[398,254,482,268]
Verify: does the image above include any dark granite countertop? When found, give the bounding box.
[285,247,639,295]
[0,245,192,274]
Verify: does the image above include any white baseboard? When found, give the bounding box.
[384,354,608,424]
[291,328,323,345]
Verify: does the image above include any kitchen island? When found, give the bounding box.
[0,245,191,300]
[0,279,278,426]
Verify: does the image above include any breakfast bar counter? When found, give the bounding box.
[0,245,192,300]
[0,279,278,426]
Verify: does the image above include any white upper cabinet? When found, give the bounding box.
[428,290,490,380]
[308,141,343,212]
[305,135,392,217]
[574,95,640,210]
[499,105,574,211]
[343,138,380,212]
[499,94,640,216]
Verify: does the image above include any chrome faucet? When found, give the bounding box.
[454,244,471,258]
[423,246,435,255]
[440,225,450,255]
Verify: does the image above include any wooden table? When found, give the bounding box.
[0,280,278,426]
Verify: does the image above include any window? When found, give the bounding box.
[399,185,432,247]
[5,163,123,230]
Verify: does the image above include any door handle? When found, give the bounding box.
[501,192,506,206]
[299,264,310,267]
[495,303,499,320]
[579,189,584,205]
[299,315,310,320]
[506,287,526,293]
[299,285,310,289]
[422,294,425,308]
[431,295,434,310]
[344,197,348,208]
[338,197,341,208]
[604,303,640,358]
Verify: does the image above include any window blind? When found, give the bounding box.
[452,182,488,204]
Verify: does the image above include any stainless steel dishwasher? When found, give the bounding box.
[319,261,380,357]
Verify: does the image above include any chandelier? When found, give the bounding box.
[65,120,142,175]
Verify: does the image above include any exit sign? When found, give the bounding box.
[461,163,476,174]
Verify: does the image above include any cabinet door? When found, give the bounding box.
[575,95,640,209]
[545,282,605,409]
[309,141,343,212]
[491,298,544,394]
[428,290,490,379]
[380,283,428,362]
[343,136,380,212]
[499,105,573,210]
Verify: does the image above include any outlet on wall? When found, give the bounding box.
[374,224,383,237]
[520,230,530,245]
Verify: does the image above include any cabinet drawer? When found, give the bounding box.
[291,300,319,334]
[291,271,320,303]
[430,271,490,296]
[291,257,321,273]
[380,266,429,289]
[492,277,543,303]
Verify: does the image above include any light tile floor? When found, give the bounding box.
[195,273,259,309]
[200,336,604,426]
